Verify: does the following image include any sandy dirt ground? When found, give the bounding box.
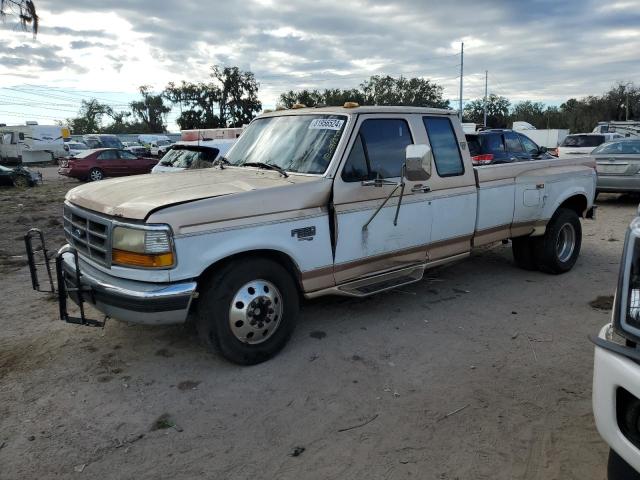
[0,167,636,479]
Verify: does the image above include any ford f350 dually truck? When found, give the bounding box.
[26,105,596,364]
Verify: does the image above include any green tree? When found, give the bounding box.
[163,65,261,129]
[361,75,450,108]
[278,88,365,108]
[64,99,112,134]
[211,65,261,127]
[464,94,511,128]
[1,0,38,34]
[164,80,221,130]
[278,75,448,109]
[130,86,171,133]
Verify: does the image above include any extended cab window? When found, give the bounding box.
[342,118,413,181]
[423,116,464,176]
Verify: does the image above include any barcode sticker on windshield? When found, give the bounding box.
[308,119,344,130]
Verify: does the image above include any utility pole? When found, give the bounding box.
[459,42,464,120]
[626,91,630,121]
[483,70,488,127]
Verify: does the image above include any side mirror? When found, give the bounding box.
[405,144,432,181]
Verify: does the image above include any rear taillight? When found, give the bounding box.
[471,154,494,165]
[551,148,559,157]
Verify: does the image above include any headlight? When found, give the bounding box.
[614,217,640,342]
[112,226,174,268]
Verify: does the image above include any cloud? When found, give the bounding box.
[69,40,108,49]
[0,44,87,73]
[38,25,115,38]
[2,0,640,126]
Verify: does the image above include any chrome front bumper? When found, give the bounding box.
[59,245,197,325]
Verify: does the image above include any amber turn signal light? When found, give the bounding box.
[112,249,174,268]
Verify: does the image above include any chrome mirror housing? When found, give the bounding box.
[405,144,432,182]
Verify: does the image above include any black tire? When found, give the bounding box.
[533,208,582,274]
[88,168,104,182]
[608,449,640,480]
[12,175,29,188]
[196,258,299,365]
[512,236,538,270]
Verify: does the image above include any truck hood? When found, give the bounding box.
[66,168,321,220]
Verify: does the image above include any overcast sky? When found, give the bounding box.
[1,0,639,130]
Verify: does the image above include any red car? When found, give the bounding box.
[58,148,158,182]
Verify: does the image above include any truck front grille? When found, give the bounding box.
[63,204,112,266]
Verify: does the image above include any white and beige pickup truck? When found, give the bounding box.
[45,105,596,364]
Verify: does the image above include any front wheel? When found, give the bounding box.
[12,175,29,188]
[533,208,582,274]
[196,258,299,365]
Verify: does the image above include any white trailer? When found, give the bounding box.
[512,121,569,149]
[0,123,69,164]
[593,121,640,138]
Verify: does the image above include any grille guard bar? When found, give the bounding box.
[25,230,105,328]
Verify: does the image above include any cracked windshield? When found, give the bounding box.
[225,115,347,174]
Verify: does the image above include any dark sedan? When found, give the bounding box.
[58,148,159,181]
[0,164,41,187]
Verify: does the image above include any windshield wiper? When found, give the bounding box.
[212,156,230,169]
[241,162,289,178]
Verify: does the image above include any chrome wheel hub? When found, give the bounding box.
[556,223,576,263]
[229,279,283,344]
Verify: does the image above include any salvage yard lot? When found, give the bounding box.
[0,167,634,479]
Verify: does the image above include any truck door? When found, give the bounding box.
[422,116,478,261]
[332,115,432,284]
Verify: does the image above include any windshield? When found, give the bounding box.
[561,135,604,147]
[225,114,348,174]
[159,148,217,169]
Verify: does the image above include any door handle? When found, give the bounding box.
[411,185,431,193]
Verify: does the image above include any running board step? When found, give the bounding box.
[337,264,425,297]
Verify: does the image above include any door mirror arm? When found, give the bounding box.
[361,167,406,231]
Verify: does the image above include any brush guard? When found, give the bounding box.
[24,229,106,328]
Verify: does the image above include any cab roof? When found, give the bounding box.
[259,105,456,118]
